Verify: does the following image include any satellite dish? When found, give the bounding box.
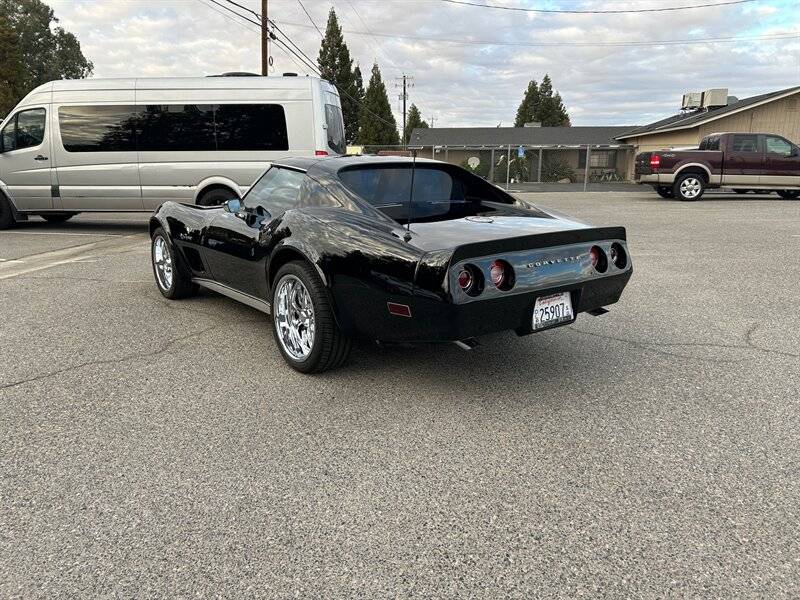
[467,156,480,169]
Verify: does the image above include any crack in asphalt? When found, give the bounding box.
[0,319,260,392]
[567,322,799,362]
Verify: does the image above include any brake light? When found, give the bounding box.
[489,260,505,287]
[315,150,329,156]
[590,246,608,273]
[457,269,473,291]
[650,154,660,169]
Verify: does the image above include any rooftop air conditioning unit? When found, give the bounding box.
[701,88,729,109]
[682,92,702,110]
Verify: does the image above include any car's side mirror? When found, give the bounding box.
[223,198,241,214]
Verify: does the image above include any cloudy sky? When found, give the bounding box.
[49,0,800,128]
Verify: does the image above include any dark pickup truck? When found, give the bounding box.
[635,132,800,201]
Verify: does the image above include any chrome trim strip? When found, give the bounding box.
[192,278,271,314]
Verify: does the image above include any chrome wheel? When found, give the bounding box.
[680,177,702,199]
[153,235,174,290]
[274,274,316,361]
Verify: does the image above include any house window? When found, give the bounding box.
[579,149,616,169]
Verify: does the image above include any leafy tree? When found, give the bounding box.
[357,63,399,146]
[404,103,428,144]
[514,80,540,127]
[0,13,23,117]
[317,8,361,143]
[0,0,93,115]
[513,74,570,127]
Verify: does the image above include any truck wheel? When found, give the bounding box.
[0,193,16,230]
[674,173,705,201]
[271,260,351,373]
[655,186,674,198]
[151,227,195,299]
[777,190,800,199]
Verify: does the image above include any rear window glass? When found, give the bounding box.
[325,104,345,154]
[732,134,758,153]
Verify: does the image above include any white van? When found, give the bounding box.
[0,75,345,227]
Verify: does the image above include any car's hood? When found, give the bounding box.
[404,214,591,252]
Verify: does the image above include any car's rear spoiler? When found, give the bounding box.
[450,226,627,262]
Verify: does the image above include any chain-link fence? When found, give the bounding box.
[353,144,636,191]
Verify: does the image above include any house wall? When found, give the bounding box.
[619,91,800,179]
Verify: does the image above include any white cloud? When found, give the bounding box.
[48,0,800,127]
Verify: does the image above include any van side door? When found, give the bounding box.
[0,107,53,210]
[761,135,800,188]
[53,103,143,210]
[722,133,763,187]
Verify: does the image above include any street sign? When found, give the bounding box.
[517,145,525,158]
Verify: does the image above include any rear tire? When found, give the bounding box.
[271,260,351,373]
[777,190,800,199]
[41,213,76,224]
[0,194,16,230]
[655,186,674,198]
[197,186,236,207]
[673,173,706,201]
[151,227,195,299]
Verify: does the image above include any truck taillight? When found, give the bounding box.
[315,150,329,156]
[650,154,661,169]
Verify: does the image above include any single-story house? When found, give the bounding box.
[408,126,636,183]
[615,85,800,178]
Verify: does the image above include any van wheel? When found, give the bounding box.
[271,260,351,373]
[778,190,800,199]
[41,212,76,224]
[655,186,674,198]
[197,187,236,207]
[674,173,705,201]
[0,194,16,230]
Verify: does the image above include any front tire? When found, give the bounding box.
[151,227,195,299]
[777,190,800,199]
[41,212,76,224]
[655,186,674,198]
[674,173,705,201]
[271,260,351,373]
[0,194,16,230]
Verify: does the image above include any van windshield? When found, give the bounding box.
[338,164,536,224]
[325,104,346,154]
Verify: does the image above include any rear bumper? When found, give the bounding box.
[335,270,632,343]
[636,173,673,185]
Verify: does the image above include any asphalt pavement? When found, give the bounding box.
[1,191,798,598]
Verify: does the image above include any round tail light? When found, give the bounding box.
[610,243,627,269]
[457,268,473,291]
[489,259,514,291]
[590,246,608,273]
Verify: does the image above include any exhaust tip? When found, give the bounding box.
[454,338,480,351]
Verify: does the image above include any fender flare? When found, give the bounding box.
[192,176,246,203]
[267,240,328,289]
[674,163,713,181]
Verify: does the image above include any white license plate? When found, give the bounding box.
[532,292,574,330]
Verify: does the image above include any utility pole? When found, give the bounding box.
[396,74,413,145]
[261,0,269,75]
[428,115,436,128]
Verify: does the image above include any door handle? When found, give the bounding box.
[34,155,48,161]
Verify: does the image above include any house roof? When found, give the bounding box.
[409,126,636,148]
[615,85,800,140]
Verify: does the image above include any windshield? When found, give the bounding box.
[338,164,531,224]
[325,103,346,154]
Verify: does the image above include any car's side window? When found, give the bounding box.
[764,136,792,156]
[243,167,306,216]
[731,134,759,153]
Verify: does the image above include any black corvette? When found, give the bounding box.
[149,156,632,372]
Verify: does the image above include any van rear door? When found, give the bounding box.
[316,81,345,155]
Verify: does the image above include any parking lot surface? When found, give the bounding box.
[1,192,798,597]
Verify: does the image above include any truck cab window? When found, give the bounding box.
[731,134,758,153]
[764,136,792,156]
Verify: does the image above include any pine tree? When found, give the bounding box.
[404,103,428,144]
[536,74,571,127]
[317,8,360,142]
[358,64,399,146]
[0,13,23,117]
[514,80,540,127]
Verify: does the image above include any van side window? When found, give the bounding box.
[731,134,758,153]
[1,108,46,152]
[138,105,216,151]
[243,167,306,216]
[59,105,140,152]
[215,104,288,151]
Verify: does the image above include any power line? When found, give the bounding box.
[438,0,759,14]
[272,19,800,48]
[297,0,324,37]
[208,0,261,27]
